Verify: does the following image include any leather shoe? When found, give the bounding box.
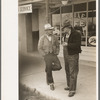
[50,84,55,91]
[64,87,69,91]
[68,92,75,97]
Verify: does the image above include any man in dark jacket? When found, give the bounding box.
[62,20,82,97]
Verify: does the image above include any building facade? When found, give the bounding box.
[18,0,96,61]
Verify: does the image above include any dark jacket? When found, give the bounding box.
[67,28,82,55]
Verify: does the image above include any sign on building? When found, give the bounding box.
[74,12,86,18]
[18,4,32,14]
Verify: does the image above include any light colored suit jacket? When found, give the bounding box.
[38,34,60,56]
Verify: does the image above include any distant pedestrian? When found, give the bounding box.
[62,20,82,97]
[38,23,62,91]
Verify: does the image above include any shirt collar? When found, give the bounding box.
[45,34,52,41]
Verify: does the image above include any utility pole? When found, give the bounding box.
[45,0,49,23]
[60,6,62,45]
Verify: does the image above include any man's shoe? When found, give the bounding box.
[50,84,55,91]
[64,87,69,91]
[68,92,75,97]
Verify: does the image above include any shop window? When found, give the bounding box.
[88,12,96,17]
[50,7,60,14]
[52,13,60,42]
[73,2,96,47]
[74,3,86,12]
[88,1,96,10]
[73,12,87,46]
[52,12,73,43]
[51,2,96,47]
[87,11,96,47]
[61,5,72,13]
[62,13,73,25]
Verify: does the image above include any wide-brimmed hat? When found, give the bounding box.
[44,23,54,30]
[62,20,72,29]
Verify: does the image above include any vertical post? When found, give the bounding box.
[86,2,88,47]
[46,0,49,23]
[92,10,93,23]
[72,4,74,27]
[60,6,62,45]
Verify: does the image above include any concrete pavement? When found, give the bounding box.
[19,53,96,100]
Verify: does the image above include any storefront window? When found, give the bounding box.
[74,3,87,46]
[88,1,96,10]
[73,2,96,47]
[51,6,72,42]
[87,1,96,47]
[87,11,96,46]
[51,1,96,47]
[52,13,60,41]
[74,12,87,46]
[74,3,86,12]
[61,5,72,13]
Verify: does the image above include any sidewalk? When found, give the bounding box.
[19,53,96,100]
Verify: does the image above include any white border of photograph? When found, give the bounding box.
[1,0,18,100]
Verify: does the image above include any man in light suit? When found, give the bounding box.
[38,23,62,90]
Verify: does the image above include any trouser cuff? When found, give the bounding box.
[49,83,54,85]
[69,91,76,93]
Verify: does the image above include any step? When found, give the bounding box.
[79,55,96,62]
[79,60,96,67]
[80,52,96,57]
[81,47,96,53]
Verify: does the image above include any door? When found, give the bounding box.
[26,13,33,52]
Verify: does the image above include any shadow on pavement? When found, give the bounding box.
[19,83,58,100]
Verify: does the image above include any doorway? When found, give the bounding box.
[32,31,39,51]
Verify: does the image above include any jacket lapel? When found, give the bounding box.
[68,30,73,43]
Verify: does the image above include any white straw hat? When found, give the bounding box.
[44,23,54,30]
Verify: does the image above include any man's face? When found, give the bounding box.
[63,27,70,34]
[46,29,53,36]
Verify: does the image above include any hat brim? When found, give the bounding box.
[62,25,71,30]
[45,27,54,30]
